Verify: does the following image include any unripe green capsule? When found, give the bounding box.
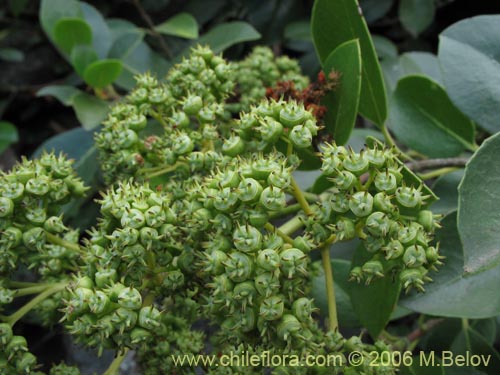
[172,132,194,155]
[130,327,152,344]
[277,314,301,341]
[373,192,398,216]
[329,170,357,190]
[383,240,405,260]
[201,249,227,274]
[127,114,147,131]
[361,260,385,281]
[95,268,118,288]
[2,227,22,248]
[0,323,13,345]
[25,207,47,225]
[213,187,238,212]
[260,186,286,211]
[400,268,426,293]
[233,281,257,309]
[22,227,46,251]
[334,217,356,241]
[182,95,203,115]
[170,111,190,128]
[16,352,37,373]
[395,186,426,208]
[162,270,185,290]
[237,178,263,202]
[403,245,427,268]
[121,208,146,229]
[254,272,280,297]
[280,248,307,279]
[44,216,66,234]
[2,181,24,201]
[222,135,245,157]
[425,246,443,264]
[343,152,369,175]
[0,197,14,217]
[112,307,138,331]
[233,224,262,253]
[292,297,315,323]
[6,335,28,355]
[349,191,374,217]
[268,168,291,189]
[25,176,50,196]
[118,287,142,310]
[374,170,398,194]
[224,252,254,282]
[258,117,283,143]
[365,147,387,168]
[349,266,363,283]
[248,209,269,228]
[329,193,350,214]
[256,248,280,271]
[292,235,314,253]
[279,104,306,127]
[138,306,161,329]
[398,222,422,245]
[364,235,386,253]
[89,290,111,315]
[289,125,312,149]
[321,155,343,176]
[107,282,126,303]
[260,295,284,321]
[418,210,440,232]
[365,211,392,237]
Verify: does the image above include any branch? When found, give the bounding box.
[406,157,469,172]
[406,318,445,343]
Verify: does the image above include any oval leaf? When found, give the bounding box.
[155,13,199,39]
[389,75,476,157]
[40,0,82,41]
[83,59,123,89]
[72,92,109,130]
[0,121,19,153]
[439,15,500,134]
[322,39,362,145]
[398,0,435,37]
[458,132,500,274]
[399,52,442,84]
[37,85,81,106]
[70,45,98,77]
[195,22,261,54]
[53,18,92,55]
[312,0,387,126]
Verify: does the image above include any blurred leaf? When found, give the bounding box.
[349,245,401,338]
[458,132,500,274]
[8,0,29,17]
[0,121,19,153]
[312,0,387,127]
[322,39,362,145]
[37,85,81,106]
[107,18,144,41]
[373,35,398,60]
[389,75,476,157]
[399,52,442,84]
[439,15,500,134]
[155,13,199,39]
[429,170,464,216]
[70,45,98,77]
[399,0,435,37]
[40,0,82,41]
[53,18,93,55]
[360,0,394,24]
[195,22,261,54]
[401,213,500,318]
[0,48,24,62]
[80,2,112,59]
[183,0,226,26]
[72,93,109,130]
[83,59,123,89]
[284,21,311,42]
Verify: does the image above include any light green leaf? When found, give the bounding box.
[70,45,98,77]
[399,0,435,37]
[458,132,500,274]
[312,0,387,127]
[72,93,109,130]
[439,15,500,134]
[37,85,81,106]
[401,213,500,318]
[155,13,199,39]
[39,0,82,41]
[389,75,476,157]
[0,121,19,153]
[83,59,123,89]
[53,18,93,55]
[429,170,464,216]
[80,2,112,58]
[322,39,362,145]
[372,35,398,60]
[399,52,442,84]
[195,22,261,54]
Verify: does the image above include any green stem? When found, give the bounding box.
[4,282,68,326]
[264,222,294,245]
[419,167,459,180]
[278,215,304,236]
[320,242,338,332]
[45,232,83,254]
[8,281,41,288]
[290,176,313,216]
[381,124,412,161]
[269,203,301,220]
[302,191,321,203]
[13,283,60,297]
[146,162,185,179]
[462,318,472,351]
[102,349,129,375]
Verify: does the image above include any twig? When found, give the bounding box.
[406,158,469,172]
[406,318,444,343]
[130,0,173,59]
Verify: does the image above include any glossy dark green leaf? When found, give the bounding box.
[312,0,387,126]
[360,0,394,24]
[401,213,500,318]
[389,75,476,157]
[0,121,19,153]
[40,0,82,41]
[373,35,398,60]
[349,245,401,338]
[458,132,500,274]
[72,93,109,130]
[399,0,435,37]
[195,22,261,54]
[155,13,199,39]
[36,85,81,106]
[83,59,123,89]
[53,18,93,55]
[439,16,500,134]
[322,39,362,145]
[70,45,98,77]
